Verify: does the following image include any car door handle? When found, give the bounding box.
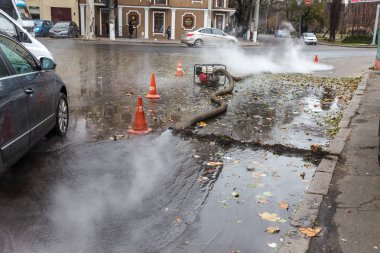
[25,88,34,95]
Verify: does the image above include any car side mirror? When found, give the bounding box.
[20,32,29,43]
[40,57,56,70]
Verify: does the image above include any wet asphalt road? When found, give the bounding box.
[0,38,376,252]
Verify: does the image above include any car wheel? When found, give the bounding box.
[55,92,69,136]
[227,40,236,47]
[194,39,203,48]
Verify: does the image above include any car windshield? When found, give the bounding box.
[304,33,315,37]
[34,20,43,26]
[17,6,32,20]
[53,22,69,28]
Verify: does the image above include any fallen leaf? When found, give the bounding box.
[175,217,183,223]
[231,192,239,198]
[259,212,280,222]
[300,172,306,180]
[265,226,280,234]
[298,227,322,237]
[311,144,321,153]
[207,161,223,166]
[198,121,208,128]
[252,172,266,178]
[279,202,289,210]
[263,192,274,197]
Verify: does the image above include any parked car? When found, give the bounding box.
[181,28,238,48]
[274,30,291,38]
[0,9,54,60]
[49,21,79,38]
[34,19,52,37]
[0,33,68,173]
[301,32,317,45]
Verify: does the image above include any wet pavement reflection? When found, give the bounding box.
[0,39,364,252]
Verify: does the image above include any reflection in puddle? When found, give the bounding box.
[172,148,316,253]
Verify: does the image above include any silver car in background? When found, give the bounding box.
[301,32,317,45]
[181,28,238,48]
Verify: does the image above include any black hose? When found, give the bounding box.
[174,69,238,130]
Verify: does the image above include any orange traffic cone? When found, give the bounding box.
[314,54,319,64]
[128,96,152,135]
[176,57,184,77]
[145,73,161,99]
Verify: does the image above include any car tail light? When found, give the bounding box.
[187,33,194,37]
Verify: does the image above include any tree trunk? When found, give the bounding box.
[329,0,342,41]
[84,0,96,40]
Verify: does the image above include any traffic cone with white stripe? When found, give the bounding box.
[145,73,161,99]
[176,57,184,77]
[128,96,152,135]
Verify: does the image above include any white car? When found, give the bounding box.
[181,28,238,48]
[301,32,317,45]
[0,9,54,60]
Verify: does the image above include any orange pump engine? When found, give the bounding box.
[194,64,227,85]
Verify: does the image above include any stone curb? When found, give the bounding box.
[279,73,370,253]
[74,37,259,47]
[317,42,377,48]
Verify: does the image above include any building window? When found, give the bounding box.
[215,14,224,30]
[153,12,165,34]
[182,13,196,30]
[192,0,203,3]
[154,0,168,4]
[127,11,140,28]
[216,0,224,7]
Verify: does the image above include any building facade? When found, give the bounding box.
[26,0,79,24]
[78,0,235,39]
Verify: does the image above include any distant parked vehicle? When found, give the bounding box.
[0,9,54,60]
[181,28,238,48]
[0,33,68,173]
[301,32,317,45]
[34,19,52,37]
[274,30,291,38]
[49,21,79,38]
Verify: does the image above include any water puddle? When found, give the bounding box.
[169,148,316,253]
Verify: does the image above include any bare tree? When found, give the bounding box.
[84,0,96,40]
[329,0,342,41]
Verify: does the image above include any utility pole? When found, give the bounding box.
[109,0,115,40]
[371,3,380,45]
[252,0,260,43]
[84,0,95,40]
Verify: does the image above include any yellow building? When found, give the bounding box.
[26,0,79,24]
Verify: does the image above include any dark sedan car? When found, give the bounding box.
[49,21,79,38]
[0,33,68,173]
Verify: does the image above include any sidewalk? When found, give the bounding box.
[93,37,259,47]
[308,71,380,252]
[279,71,380,253]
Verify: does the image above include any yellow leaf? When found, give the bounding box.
[298,227,322,237]
[175,217,183,223]
[198,121,208,127]
[207,161,223,166]
[265,226,280,234]
[259,212,280,222]
[279,202,289,210]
